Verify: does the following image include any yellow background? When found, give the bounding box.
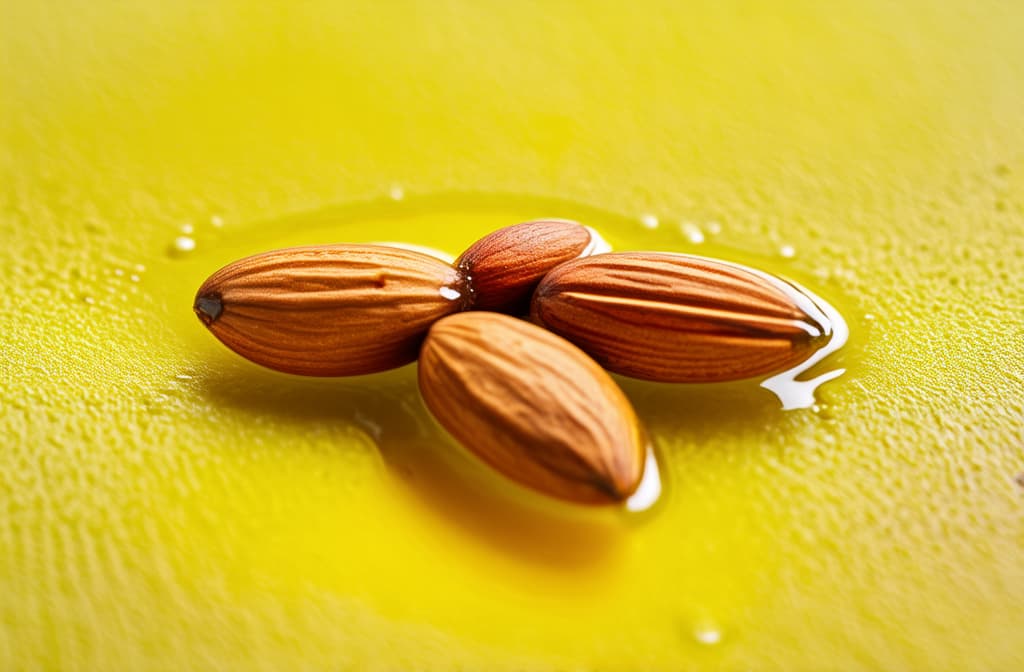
[2,1,1023,670]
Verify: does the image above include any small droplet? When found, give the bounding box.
[693,623,723,646]
[706,220,722,235]
[113,268,125,277]
[171,236,196,255]
[864,313,876,321]
[640,213,659,229]
[181,223,195,235]
[82,296,96,305]
[779,244,796,258]
[210,215,224,228]
[680,221,705,244]
[389,184,405,201]
[130,274,140,283]
[134,263,146,273]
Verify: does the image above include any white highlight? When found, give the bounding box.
[625,449,661,512]
[439,286,462,301]
[580,226,613,256]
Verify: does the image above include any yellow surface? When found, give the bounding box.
[2,1,1023,670]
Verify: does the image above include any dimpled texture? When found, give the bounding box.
[2,2,1024,671]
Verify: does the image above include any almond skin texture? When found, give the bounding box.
[194,244,469,376]
[418,312,646,505]
[531,252,833,383]
[456,219,594,314]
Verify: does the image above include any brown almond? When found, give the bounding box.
[456,219,596,313]
[418,312,646,505]
[194,244,469,376]
[531,252,833,383]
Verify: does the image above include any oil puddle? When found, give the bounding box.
[151,187,855,543]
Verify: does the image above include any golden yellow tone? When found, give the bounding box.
[2,1,1023,671]
[194,244,467,376]
[419,312,646,504]
[456,219,594,313]
[532,252,831,382]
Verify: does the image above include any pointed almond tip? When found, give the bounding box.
[194,292,223,326]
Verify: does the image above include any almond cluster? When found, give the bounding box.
[194,220,833,506]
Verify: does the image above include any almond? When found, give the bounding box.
[456,219,597,314]
[194,244,469,376]
[531,252,833,382]
[418,311,646,505]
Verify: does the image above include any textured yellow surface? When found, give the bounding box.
[2,2,1023,670]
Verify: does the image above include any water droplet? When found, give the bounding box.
[210,215,224,228]
[693,622,723,646]
[640,213,659,230]
[680,221,705,244]
[439,286,462,301]
[170,236,196,256]
[181,223,195,235]
[759,282,849,410]
[625,449,661,512]
[388,184,405,201]
[779,244,796,258]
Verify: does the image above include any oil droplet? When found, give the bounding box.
[625,449,661,512]
[389,184,406,201]
[864,313,876,321]
[134,263,146,273]
[640,213,659,230]
[680,221,705,244]
[129,274,140,283]
[113,268,124,277]
[181,222,195,235]
[692,622,723,646]
[210,215,224,228]
[170,236,196,256]
[779,244,796,258]
[706,220,722,235]
[759,282,848,410]
[82,296,96,305]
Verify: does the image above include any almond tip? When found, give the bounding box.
[194,292,223,326]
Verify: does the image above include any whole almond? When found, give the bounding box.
[456,219,598,313]
[418,311,646,505]
[194,244,469,376]
[531,252,833,383]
